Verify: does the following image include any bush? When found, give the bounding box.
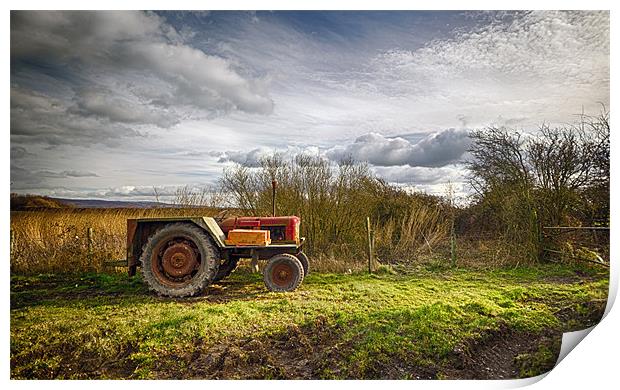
[220,155,449,267]
[466,111,610,263]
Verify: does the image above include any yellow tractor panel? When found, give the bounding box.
[225,229,271,246]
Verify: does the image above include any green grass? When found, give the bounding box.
[10,265,608,379]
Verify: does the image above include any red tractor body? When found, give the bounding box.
[219,216,301,244]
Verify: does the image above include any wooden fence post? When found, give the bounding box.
[87,227,94,264]
[366,217,373,273]
[450,222,457,268]
[370,229,376,271]
[10,229,15,258]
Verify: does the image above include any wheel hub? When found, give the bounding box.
[271,263,293,287]
[161,242,198,277]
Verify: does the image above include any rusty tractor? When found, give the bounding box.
[126,215,309,297]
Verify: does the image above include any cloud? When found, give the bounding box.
[12,185,164,200]
[11,11,274,115]
[96,186,167,198]
[217,148,270,167]
[26,184,223,202]
[127,42,274,114]
[11,164,99,190]
[11,146,32,159]
[215,129,469,170]
[9,11,609,201]
[372,164,466,185]
[216,145,322,167]
[11,10,274,148]
[372,11,607,95]
[38,170,99,178]
[70,86,180,128]
[325,129,470,167]
[371,164,471,198]
[326,11,609,129]
[11,87,143,147]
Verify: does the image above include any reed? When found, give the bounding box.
[10,207,217,274]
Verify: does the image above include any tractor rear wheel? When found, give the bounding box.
[139,223,219,297]
[263,254,304,292]
[296,251,310,276]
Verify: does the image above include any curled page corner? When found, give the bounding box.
[547,261,616,377]
[603,266,617,318]
[555,326,595,366]
[510,372,550,388]
[502,326,597,388]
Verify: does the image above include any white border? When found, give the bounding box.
[4,2,617,389]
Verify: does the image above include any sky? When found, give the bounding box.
[10,10,610,202]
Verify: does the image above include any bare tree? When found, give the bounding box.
[527,124,595,225]
[217,154,448,262]
[467,111,610,261]
[220,165,260,214]
[467,127,532,195]
[174,185,226,209]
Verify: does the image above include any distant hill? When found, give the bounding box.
[56,198,173,208]
[10,194,71,210]
[10,194,173,210]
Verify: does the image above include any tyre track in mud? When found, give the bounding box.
[148,299,605,380]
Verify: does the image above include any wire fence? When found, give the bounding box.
[541,226,609,267]
[10,216,610,275]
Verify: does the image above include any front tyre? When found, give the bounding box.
[139,223,219,297]
[296,251,310,276]
[263,254,304,292]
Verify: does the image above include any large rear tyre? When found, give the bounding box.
[296,251,310,276]
[139,223,219,297]
[263,254,304,292]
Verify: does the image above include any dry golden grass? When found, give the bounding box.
[374,204,450,263]
[10,207,375,274]
[11,206,524,275]
[11,207,381,275]
[10,207,218,274]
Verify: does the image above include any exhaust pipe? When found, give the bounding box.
[272,179,277,217]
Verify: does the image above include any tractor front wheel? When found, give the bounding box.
[296,251,310,276]
[263,254,304,292]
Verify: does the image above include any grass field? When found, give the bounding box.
[10,264,608,379]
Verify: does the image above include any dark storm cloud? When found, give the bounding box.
[70,86,180,128]
[214,129,470,170]
[325,129,471,167]
[11,10,274,147]
[10,146,32,159]
[11,87,143,147]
